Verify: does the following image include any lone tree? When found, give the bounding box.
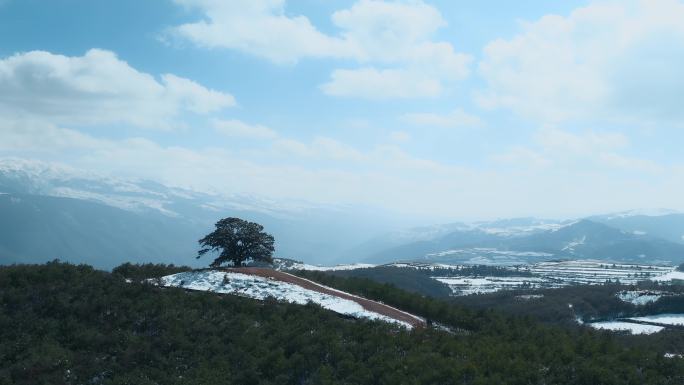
[197,217,275,267]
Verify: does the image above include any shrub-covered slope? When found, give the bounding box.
[1,262,683,384]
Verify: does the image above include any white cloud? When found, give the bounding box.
[389,131,411,143]
[3,118,682,219]
[0,49,235,129]
[477,0,684,124]
[402,109,482,128]
[171,0,350,64]
[213,119,278,140]
[320,68,442,99]
[172,0,471,100]
[496,128,660,174]
[493,147,551,168]
[535,127,629,155]
[273,137,368,163]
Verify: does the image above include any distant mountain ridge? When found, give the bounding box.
[0,158,409,268]
[362,217,684,266]
[2,158,684,268]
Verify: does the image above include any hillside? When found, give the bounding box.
[2,261,684,384]
[365,220,684,265]
[158,267,424,328]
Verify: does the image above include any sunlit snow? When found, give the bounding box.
[159,270,413,328]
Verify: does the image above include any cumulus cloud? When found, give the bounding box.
[477,0,684,124]
[402,109,482,128]
[495,127,660,175]
[171,0,471,99]
[213,119,278,140]
[0,49,235,129]
[320,68,443,99]
[171,0,350,64]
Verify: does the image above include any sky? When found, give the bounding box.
[1,0,684,221]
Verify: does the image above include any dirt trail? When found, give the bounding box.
[223,267,425,328]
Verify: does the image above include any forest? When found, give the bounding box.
[1,261,683,384]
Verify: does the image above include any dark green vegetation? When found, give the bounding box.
[317,266,454,297]
[198,218,275,267]
[112,262,192,282]
[2,262,683,384]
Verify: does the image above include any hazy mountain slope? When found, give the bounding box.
[0,193,202,268]
[365,220,684,265]
[508,220,684,264]
[0,158,409,266]
[591,211,684,244]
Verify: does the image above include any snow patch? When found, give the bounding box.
[562,236,586,252]
[651,271,684,282]
[434,276,546,295]
[286,263,376,271]
[605,208,680,219]
[627,314,684,326]
[616,291,663,306]
[586,321,664,335]
[159,270,413,328]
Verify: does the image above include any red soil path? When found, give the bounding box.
[222,267,425,328]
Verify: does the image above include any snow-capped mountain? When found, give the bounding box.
[0,158,409,267]
[363,219,684,265]
[590,210,684,245]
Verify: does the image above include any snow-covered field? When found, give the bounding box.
[651,270,684,282]
[431,260,675,296]
[528,260,673,285]
[627,314,684,326]
[617,290,665,306]
[586,321,664,335]
[279,258,677,297]
[159,270,415,328]
[284,262,376,271]
[423,248,553,265]
[434,276,547,295]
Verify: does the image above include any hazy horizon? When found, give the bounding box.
[2,0,684,221]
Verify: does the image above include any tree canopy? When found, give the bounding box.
[197,217,275,267]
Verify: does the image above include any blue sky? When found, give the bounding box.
[1,0,684,220]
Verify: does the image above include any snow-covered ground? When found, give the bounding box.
[159,270,414,328]
[651,270,684,282]
[430,260,674,296]
[385,262,464,270]
[434,276,547,295]
[285,262,376,271]
[586,321,664,335]
[617,290,665,306]
[529,260,673,285]
[423,248,554,266]
[627,314,684,326]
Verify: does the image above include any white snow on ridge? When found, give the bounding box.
[159,270,413,328]
[562,236,586,252]
[587,321,664,335]
[605,208,681,219]
[287,263,376,271]
[434,276,547,295]
[651,271,684,282]
[628,314,684,326]
[617,291,664,306]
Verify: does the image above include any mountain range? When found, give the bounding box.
[0,158,410,268]
[2,158,684,268]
